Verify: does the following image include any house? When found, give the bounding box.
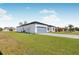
[3,27,15,31]
[16,21,56,33]
[3,27,9,31]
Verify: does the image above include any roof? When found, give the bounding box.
[17,21,55,28]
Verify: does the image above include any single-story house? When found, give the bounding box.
[16,21,56,33]
[3,27,15,31]
[3,27,9,31]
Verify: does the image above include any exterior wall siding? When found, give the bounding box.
[48,27,55,32]
[16,23,56,33]
[35,24,48,33]
[23,24,36,33]
[16,24,36,33]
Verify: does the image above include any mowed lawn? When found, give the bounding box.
[1,31,78,55]
[51,31,79,35]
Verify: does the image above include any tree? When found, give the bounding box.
[64,26,68,32]
[55,27,63,32]
[68,24,74,32]
[9,27,15,31]
[0,27,3,31]
[75,27,79,31]
[24,21,27,24]
[4,27,9,31]
[58,28,62,32]
[19,22,23,26]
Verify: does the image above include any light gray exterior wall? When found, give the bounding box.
[24,24,36,33]
[16,24,36,33]
[35,24,48,33]
[48,27,55,32]
[16,23,56,33]
[16,26,23,32]
[35,24,56,33]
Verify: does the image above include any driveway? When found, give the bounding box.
[38,33,79,39]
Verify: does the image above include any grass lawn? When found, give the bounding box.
[51,31,79,35]
[3,31,79,55]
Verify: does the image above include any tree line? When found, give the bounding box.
[0,27,15,31]
[55,24,79,32]
[0,21,27,31]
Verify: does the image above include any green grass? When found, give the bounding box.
[5,32,79,55]
[51,31,79,35]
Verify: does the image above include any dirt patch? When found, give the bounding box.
[0,32,27,55]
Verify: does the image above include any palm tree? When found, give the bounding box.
[68,24,74,32]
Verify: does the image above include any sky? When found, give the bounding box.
[0,3,79,28]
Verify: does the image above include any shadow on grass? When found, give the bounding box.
[0,51,3,55]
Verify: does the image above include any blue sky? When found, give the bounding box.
[0,3,79,27]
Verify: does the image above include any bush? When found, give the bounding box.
[0,27,3,31]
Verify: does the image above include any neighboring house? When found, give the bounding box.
[16,21,56,33]
[9,27,16,31]
[3,27,9,31]
[3,27,15,31]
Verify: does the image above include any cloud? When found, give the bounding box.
[39,9,60,25]
[40,9,57,14]
[0,8,7,16]
[0,8,12,21]
[0,15,12,21]
[41,15,60,25]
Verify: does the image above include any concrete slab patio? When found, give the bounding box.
[38,33,79,39]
